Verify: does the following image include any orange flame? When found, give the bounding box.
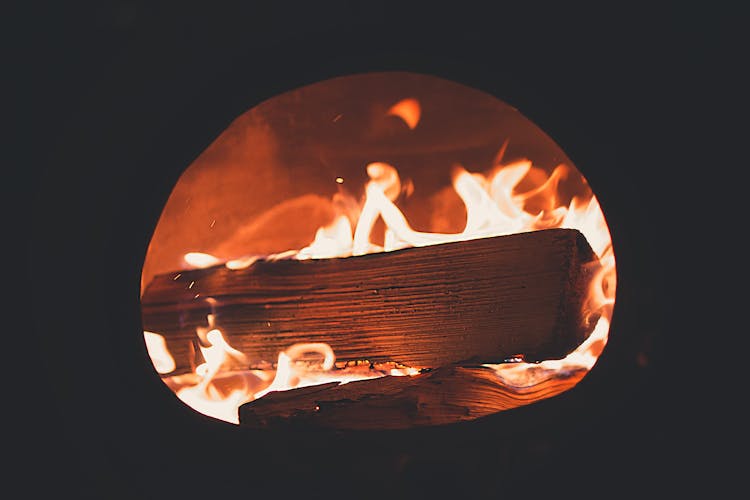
[157,142,615,424]
[143,331,175,374]
[254,343,335,399]
[172,321,254,423]
[184,252,222,269]
[387,98,421,129]
[297,215,353,260]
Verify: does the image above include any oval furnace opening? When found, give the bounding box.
[140,72,616,428]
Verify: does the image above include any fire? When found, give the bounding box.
[146,96,616,425]
[387,97,421,129]
[184,252,222,269]
[297,215,353,260]
[166,328,416,424]
[143,331,175,374]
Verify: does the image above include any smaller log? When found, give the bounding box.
[238,364,588,430]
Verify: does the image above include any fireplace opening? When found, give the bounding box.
[140,71,616,428]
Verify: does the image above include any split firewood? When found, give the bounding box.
[238,363,589,430]
[141,228,599,375]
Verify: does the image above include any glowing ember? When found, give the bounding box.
[146,94,616,425]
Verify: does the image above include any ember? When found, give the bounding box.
[140,72,616,427]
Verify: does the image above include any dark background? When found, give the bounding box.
[8,2,738,498]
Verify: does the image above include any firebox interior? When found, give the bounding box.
[140,72,616,428]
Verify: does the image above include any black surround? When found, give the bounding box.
[14,3,729,498]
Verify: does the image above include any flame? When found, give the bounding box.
[387,98,421,129]
[161,138,615,424]
[143,331,175,374]
[225,255,259,270]
[254,343,335,399]
[297,215,353,260]
[172,320,254,424]
[184,252,222,269]
[164,324,417,423]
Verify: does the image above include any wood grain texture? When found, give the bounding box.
[141,229,598,375]
[238,364,588,430]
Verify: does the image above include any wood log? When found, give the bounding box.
[238,363,589,430]
[141,228,599,375]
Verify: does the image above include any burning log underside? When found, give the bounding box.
[141,228,599,376]
[239,364,589,430]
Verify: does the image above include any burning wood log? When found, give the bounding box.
[141,228,599,375]
[238,364,589,430]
